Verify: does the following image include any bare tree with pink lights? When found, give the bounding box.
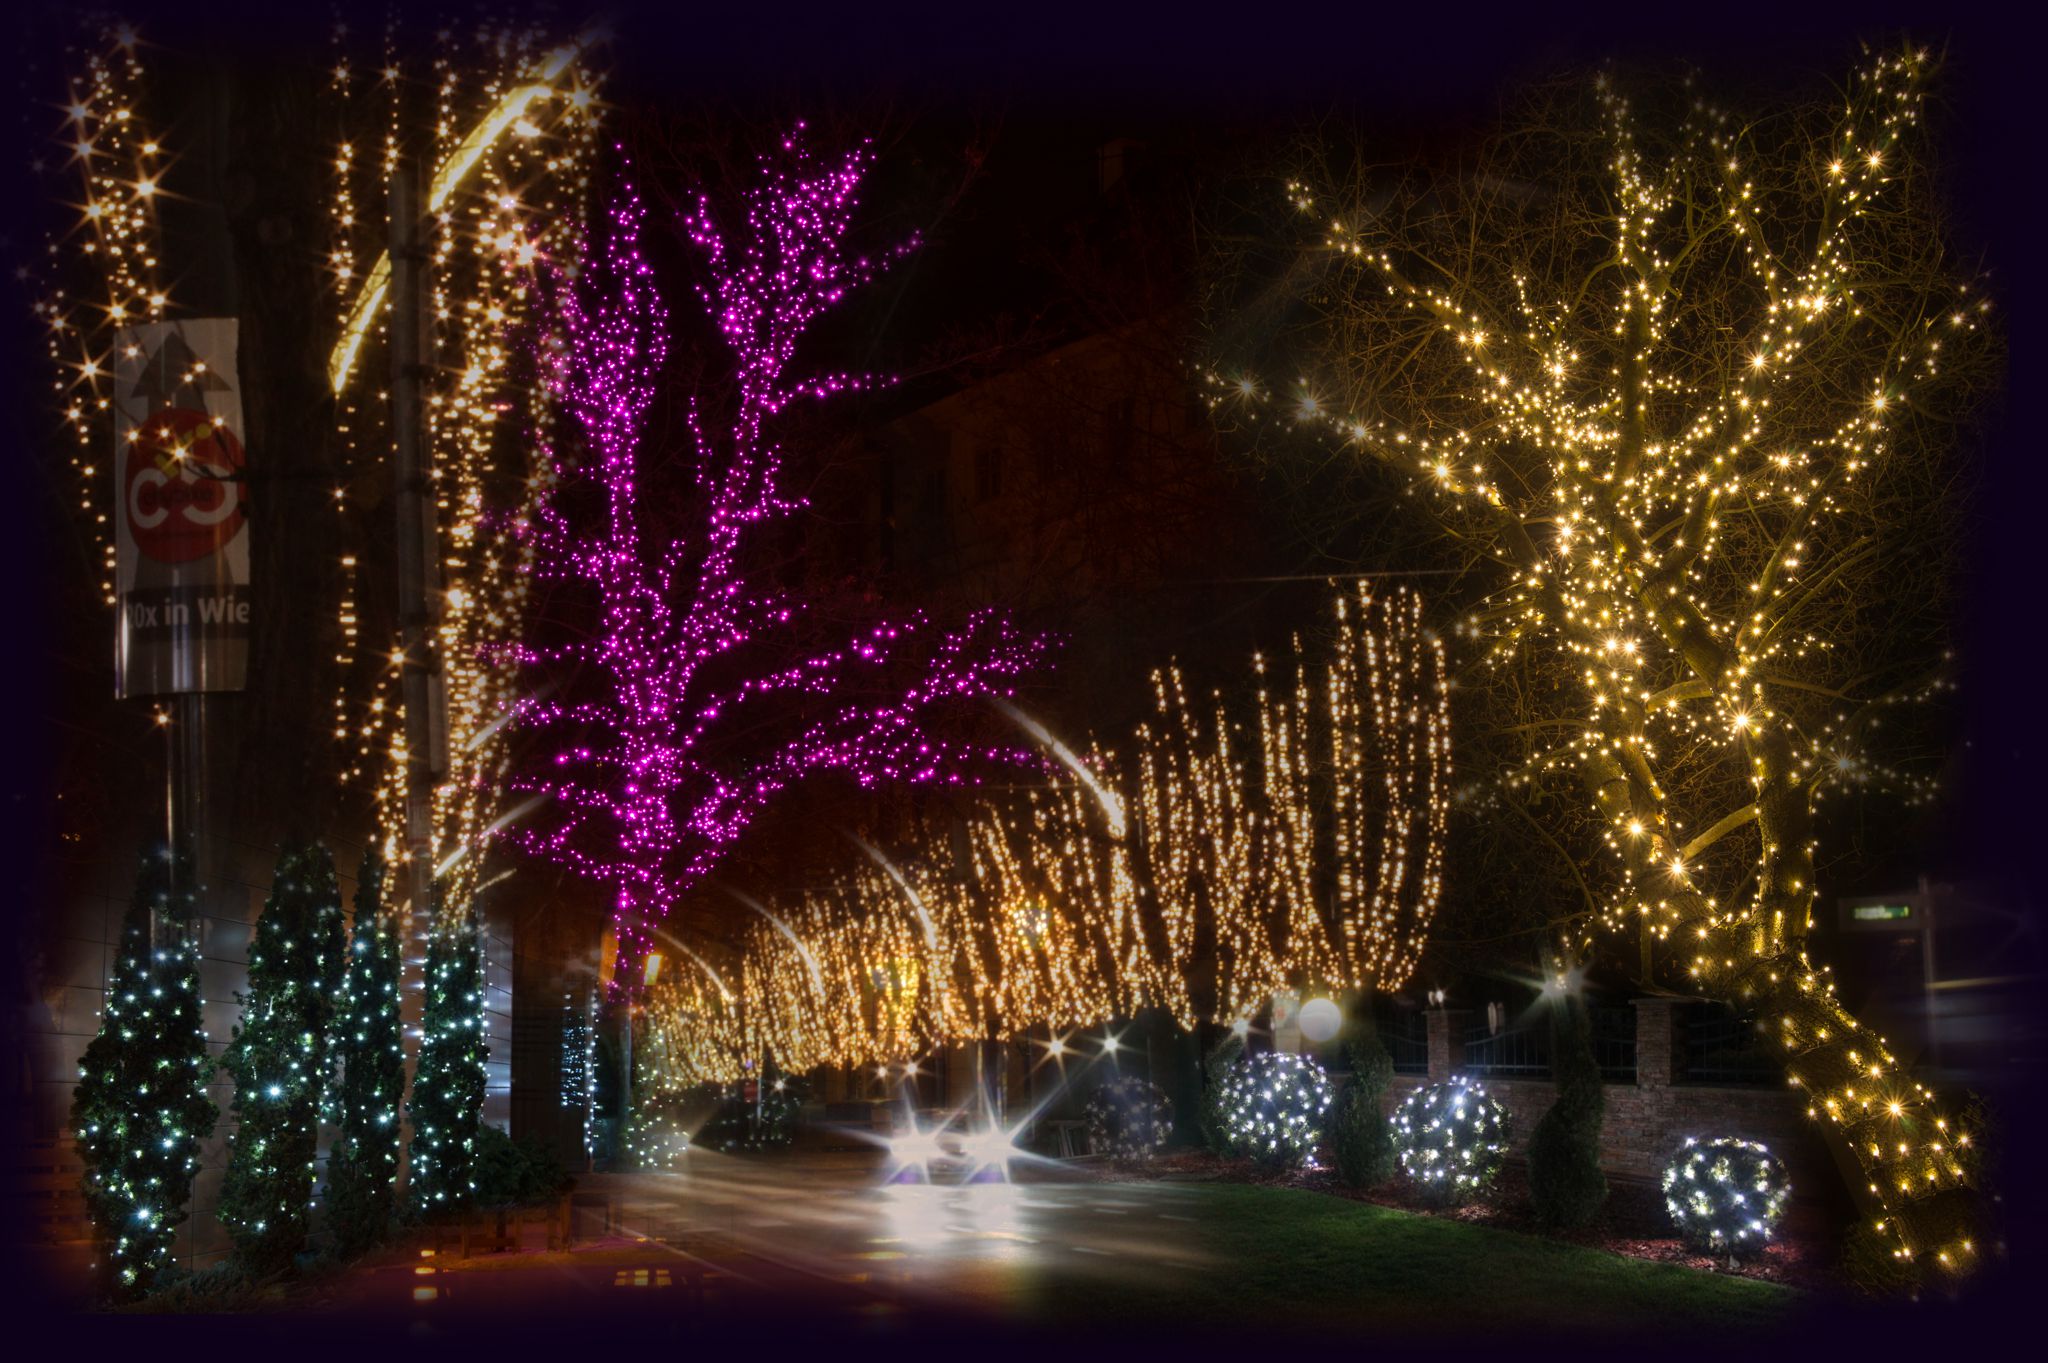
[511,130,1049,983]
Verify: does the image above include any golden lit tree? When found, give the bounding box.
[638,583,1449,1079]
[1204,47,1999,1277]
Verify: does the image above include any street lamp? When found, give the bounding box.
[618,950,665,1161]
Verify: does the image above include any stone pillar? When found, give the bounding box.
[1425,1008,1467,1081]
[1632,997,1679,1087]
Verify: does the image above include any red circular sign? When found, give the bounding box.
[124,408,247,564]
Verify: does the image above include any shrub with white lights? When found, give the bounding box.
[407,893,486,1212]
[326,850,404,1258]
[219,841,346,1274]
[1662,1137,1791,1258]
[1218,1052,1334,1168]
[1392,1077,1510,1204]
[622,1105,692,1169]
[71,841,216,1301]
[1084,1076,1175,1160]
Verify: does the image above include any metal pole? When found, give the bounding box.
[620,1003,634,1151]
[151,693,206,953]
[389,157,437,943]
[388,155,447,1201]
[1920,875,1941,1073]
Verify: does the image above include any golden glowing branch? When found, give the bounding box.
[325,28,604,394]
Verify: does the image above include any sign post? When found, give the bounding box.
[112,319,249,944]
[113,319,251,697]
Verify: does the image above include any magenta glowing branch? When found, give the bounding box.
[508,129,1050,988]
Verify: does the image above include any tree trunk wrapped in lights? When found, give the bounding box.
[325,849,405,1256]
[322,21,607,923]
[406,886,486,1213]
[219,842,346,1275]
[1203,47,1998,1277]
[71,841,217,1301]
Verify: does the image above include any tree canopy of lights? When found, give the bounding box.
[218,842,347,1275]
[325,849,405,1257]
[637,583,1447,1088]
[323,19,605,924]
[70,841,216,1302]
[1201,47,1999,1277]
[510,131,1048,985]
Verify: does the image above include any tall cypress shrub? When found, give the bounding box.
[219,842,344,1274]
[1331,1008,1399,1188]
[1199,1029,1246,1155]
[325,849,405,1255]
[408,889,485,1212]
[1528,993,1608,1229]
[71,840,218,1301]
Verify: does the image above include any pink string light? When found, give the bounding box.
[508,129,1050,989]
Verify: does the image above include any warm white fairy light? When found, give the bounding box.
[1203,47,1991,1276]
[638,584,1449,1086]
[30,24,172,606]
[326,19,604,921]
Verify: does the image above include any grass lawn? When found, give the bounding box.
[1008,1183,1804,1334]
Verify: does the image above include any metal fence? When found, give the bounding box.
[1588,1005,1638,1084]
[1382,1009,1430,1075]
[1680,1003,1781,1085]
[1461,1016,1551,1078]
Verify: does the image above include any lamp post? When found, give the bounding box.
[618,950,663,1158]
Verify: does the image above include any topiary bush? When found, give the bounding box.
[407,897,487,1214]
[1217,1052,1335,1168]
[470,1124,574,1206]
[698,1075,805,1151]
[1084,1077,1176,1160]
[1661,1137,1791,1258]
[1330,1026,1398,1188]
[1527,997,1607,1228]
[1392,1076,1511,1204]
[72,840,217,1301]
[1198,1031,1246,1155]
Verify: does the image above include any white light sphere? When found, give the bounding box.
[1298,996,1342,1043]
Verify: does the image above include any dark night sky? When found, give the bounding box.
[4,0,2034,920]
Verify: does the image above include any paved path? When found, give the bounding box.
[321,1150,1222,1330]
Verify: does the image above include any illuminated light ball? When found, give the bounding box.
[1662,1137,1791,1258]
[1298,997,1343,1044]
[1083,1077,1175,1161]
[1218,1052,1335,1169]
[1392,1077,1511,1205]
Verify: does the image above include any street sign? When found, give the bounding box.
[1839,892,1922,932]
[112,320,250,697]
[1852,903,1913,922]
